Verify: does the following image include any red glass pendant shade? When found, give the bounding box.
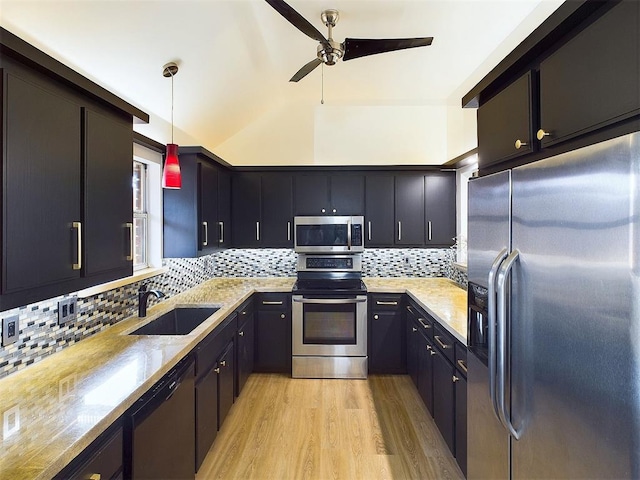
[162,143,181,189]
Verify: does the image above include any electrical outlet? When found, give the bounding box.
[58,296,78,325]
[2,315,19,346]
[404,256,411,266]
[68,296,78,323]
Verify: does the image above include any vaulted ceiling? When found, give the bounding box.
[1,0,563,166]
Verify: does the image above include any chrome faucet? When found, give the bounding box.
[138,284,165,317]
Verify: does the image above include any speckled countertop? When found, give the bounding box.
[0,276,465,479]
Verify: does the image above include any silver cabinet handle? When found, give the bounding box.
[368,221,372,241]
[215,367,220,374]
[488,247,508,421]
[293,297,366,304]
[218,221,224,244]
[406,305,414,314]
[239,331,244,337]
[412,327,418,332]
[126,222,134,261]
[452,375,460,383]
[496,249,521,439]
[202,221,208,246]
[347,219,352,250]
[398,221,402,241]
[428,221,432,241]
[256,221,260,241]
[376,301,398,306]
[220,360,227,367]
[434,335,451,350]
[287,221,291,242]
[72,221,82,270]
[262,301,283,305]
[280,313,285,319]
[457,359,468,374]
[417,318,431,330]
[373,314,379,320]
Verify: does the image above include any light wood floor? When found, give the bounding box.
[196,373,464,480]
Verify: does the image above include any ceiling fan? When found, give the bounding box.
[265,0,433,82]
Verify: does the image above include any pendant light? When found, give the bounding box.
[161,62,181,189]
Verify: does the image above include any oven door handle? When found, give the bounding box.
[293,298,367,304]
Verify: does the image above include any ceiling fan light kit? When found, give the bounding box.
[265,0,433,82]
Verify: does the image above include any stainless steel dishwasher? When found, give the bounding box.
[125,355,195,479]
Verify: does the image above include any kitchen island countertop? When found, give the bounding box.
[0,276,465,480]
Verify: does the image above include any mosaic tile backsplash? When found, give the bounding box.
[0,248,466,378]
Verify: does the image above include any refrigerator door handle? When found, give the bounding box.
[488,247,509,420]
[496,249,521,440]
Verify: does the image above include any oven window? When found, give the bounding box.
[302,303,356,345]
[297,224,349,247]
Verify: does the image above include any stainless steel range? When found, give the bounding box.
[292,253,367,379]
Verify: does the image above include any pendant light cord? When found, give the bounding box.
[170,69,175,143]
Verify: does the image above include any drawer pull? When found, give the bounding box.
[214,367,220,374]
[220,360,227,367]
[373,314,379,320]
[262,301,283,305]
[457,359,468,374]
[412,327,418,332]
[434,335,451,350]
[452,375,460,383]
[376,301,398,306]
[406,305,414,314]
[514,139,527,149]
[280,313,285,319]
[239,331,244,337]
[537,128,551,141]
[417,318,431,329]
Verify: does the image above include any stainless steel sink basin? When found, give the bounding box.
[129,307,219,335]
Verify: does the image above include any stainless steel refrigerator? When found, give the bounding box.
[467,131,640,479]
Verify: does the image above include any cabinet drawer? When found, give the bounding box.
[256,292,290,310]
[407,302,433,339]
[370,294,403,311]
[236,297,254,317]
[455,342,468,378]
[432,323,455,363]
[195,314,237,378]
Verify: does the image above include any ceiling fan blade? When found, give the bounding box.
[290,58,323,82]
[342,37,433,61]
[265,0,328,44]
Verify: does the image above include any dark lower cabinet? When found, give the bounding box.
[454,370,468,477]
[255,293,292,373]
[369,294,405,374]
[217,342,235,430]
[418,335,435,415]
[433,350,456,454]
[195,364,219,471]
[236,299,255,397]
[54,421,123,480]
[406,311,420,387]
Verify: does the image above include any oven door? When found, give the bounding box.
[292,295,367,356]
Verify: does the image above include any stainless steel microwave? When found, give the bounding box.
[294,216,364,253]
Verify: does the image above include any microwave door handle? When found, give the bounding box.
[496,249,521,440]
[488,247,508,421]
[347,220,352,250]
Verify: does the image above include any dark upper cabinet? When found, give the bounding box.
[394,175,425,246]
[84,108,133,280]
[477,72,533,167]
[1,62,135,309]
[365,175,395,246]
[199,161,219,255]
[538,1,640,148]
[425,172,456,247]
[293,173,364,216]
[164,150,231,257]
[3,71,82,295]
[231,172,261,247]
[261,173,293,247]
[217,170,231,247]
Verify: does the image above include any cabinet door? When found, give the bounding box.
[231,172,261,246]
[418,336,435,415]
[330,175,364,216]
[365,175,395,246]
[406,313,420,388]
[369,295,405,374]
[199,161,218,254]
[4,72,82,293]
[433,351,455,454]
[294,174,330,215]
[195,365,219,471]
[425,172,456,247]
[539,1,640,148]
[236,311,255,397]
[217,169,231,247]
[255,294,292,373]
[477,72,533,167]
[261,173,293,247]
[217,342,235,429]
[395,175,425,245]
[84,109,133,280]
[163,155,198,258]
[455,373,468,477]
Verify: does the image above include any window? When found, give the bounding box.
[133,160,148,269]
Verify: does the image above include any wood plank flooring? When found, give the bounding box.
[196,374,464,480]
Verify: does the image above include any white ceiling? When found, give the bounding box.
[1,0,563,166]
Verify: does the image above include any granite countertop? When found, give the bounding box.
[0,276,465,479]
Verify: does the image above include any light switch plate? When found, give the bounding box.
[58,296,77,325]
[2,315,19,346]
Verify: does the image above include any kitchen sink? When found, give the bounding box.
[129,307,219,336]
